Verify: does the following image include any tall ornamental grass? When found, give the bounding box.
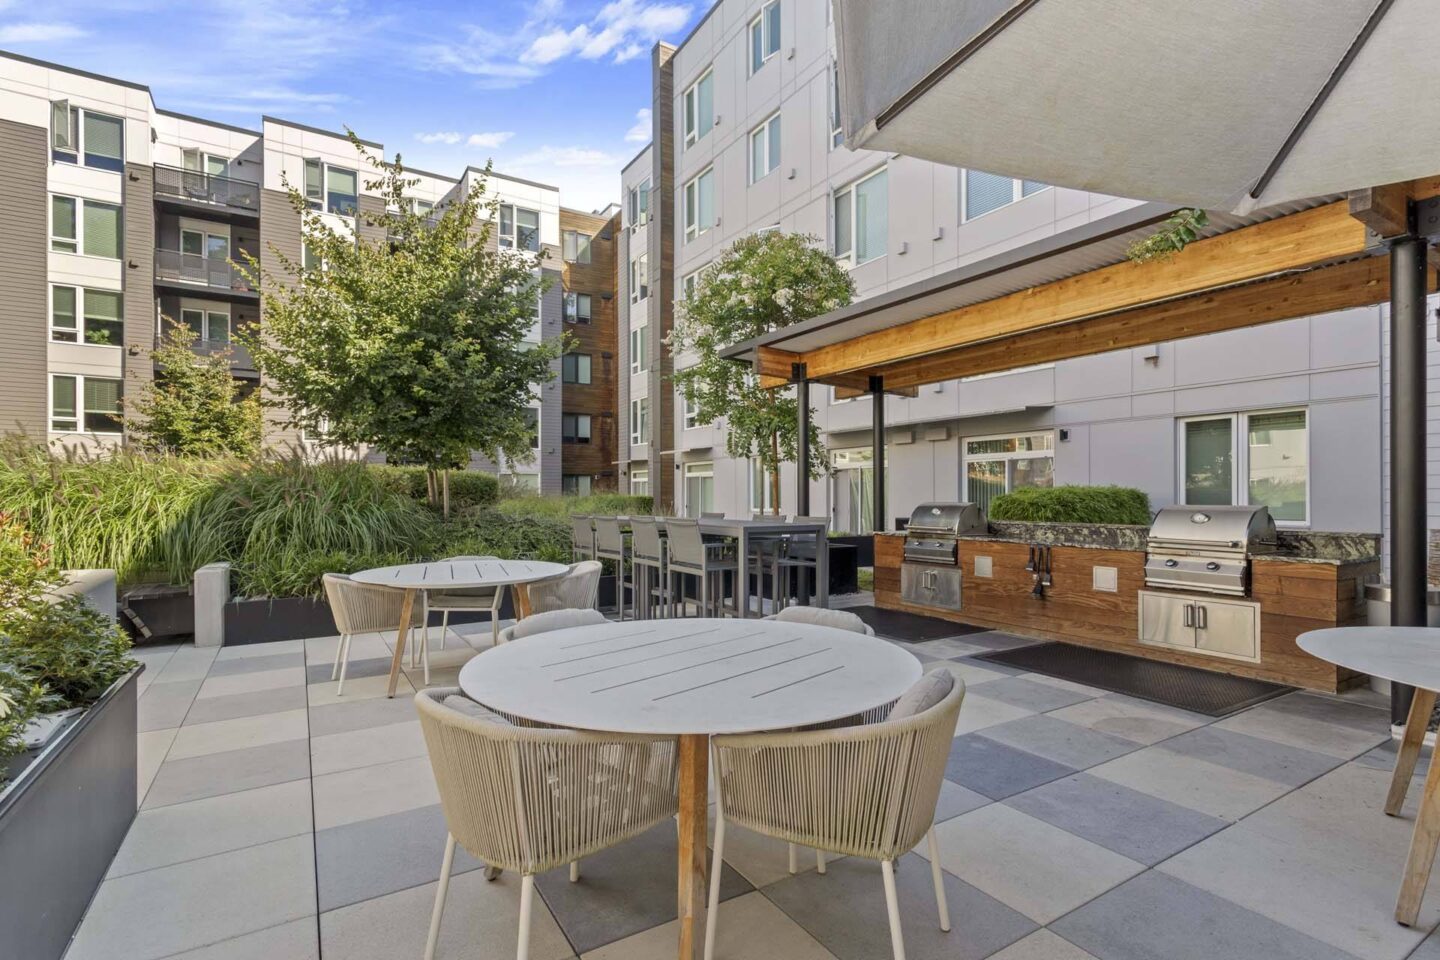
[492,493,655,519]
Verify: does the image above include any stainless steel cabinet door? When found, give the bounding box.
[1138,590,1197,650]
[1194,597,1260,661]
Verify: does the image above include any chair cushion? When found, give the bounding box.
[769,606,872,635]
[887,669,955,720]
[442,694,512,725]
[510,607,607,641]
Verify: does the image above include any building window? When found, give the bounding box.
[51,286,123,347]
[683,68,714,146]
[631,397,650,445]
[749,1,781,74]
[179,306,230,344]
[630,467,650,496]
[50,102,124,172]
[630,255,649,302]
[562,353,593,385]
[832,447,877,534]
[412,198,435,216]
[51,195,122,259]
[962,170,1049,221]
[749,112,781,184]
[562,413,592,444]
[683,461,715,517]
[684,167,715,240]
[681,384,699,429]
[497,204,541,251]
[829,59,844,149]
[562,230,592,263]
[628,179,650,227]
[630,324,649,373]
[833,168,887,266]
[51,374,123,434]
[302,159,358,217]
[506,472,540,492]
[524,407,540,449]
[562,474,593,496]
[1179,410,1308,523]
[563,292,592,324]
[681,269,703,302]
[964,432,1054,515]
[749,459,778,514]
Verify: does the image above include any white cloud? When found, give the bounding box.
[522,0,691,66]
[416,132,463,145]
[467,131,515,149]
[510,145,626,169]
[625,108,651,143]
[0,22,85,43]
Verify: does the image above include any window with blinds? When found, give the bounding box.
[82,201,122,258]
[963,170,1051,221]
[49,103,122,171]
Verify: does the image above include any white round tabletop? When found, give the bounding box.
[458,618,923,736]
[1298,627,1440,692]
[350,558,570,590]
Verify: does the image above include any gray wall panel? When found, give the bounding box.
[0,119,48,435]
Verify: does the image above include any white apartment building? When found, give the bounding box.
[617,0,1387,537]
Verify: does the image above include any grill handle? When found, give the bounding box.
[1183,603,1195,627]
[1196,605,1208,629]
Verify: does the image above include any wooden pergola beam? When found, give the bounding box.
[863,255,1425,390]
[1349,182,1412,239]
[797,200,1371,381]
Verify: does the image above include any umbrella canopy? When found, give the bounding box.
[834,0,1440,213]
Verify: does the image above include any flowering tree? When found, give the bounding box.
[670,232,854,513]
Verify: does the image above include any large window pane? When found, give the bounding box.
[697,72,714,138]
[1021,179,1048,197]
[1011,457,1054,490]
[516,208,540,251]
[855,171,887,263]
[84,289,123,346]
[82,112,124,171]
[304,159,323,206]
[697,170,714,231]
[965,170,1014,219]
[765,1,781,56]
[767,115,781,173]
[52,196,77,252]
[325,167,358,216]
[751,18,764,71]
[51,287,77,342]
[833,188,852,257]
[750,128,765,182]
[1184,418,1233,505]
[1248,411,1307,521]
[83,377,123,433]
[82,201,121,258]
[966,460,1005,515]
[52,375,77,431]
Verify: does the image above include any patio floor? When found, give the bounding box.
[64,601,1440,960]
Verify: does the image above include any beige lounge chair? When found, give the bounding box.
[322,573,424,696]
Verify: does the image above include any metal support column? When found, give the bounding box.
[870,375,886,533]
[1390,229,1429,726]
[794,363,811,516]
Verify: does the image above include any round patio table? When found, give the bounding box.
[351,558,569,697]
[459,617,921,959]
[1298,626,1440,926]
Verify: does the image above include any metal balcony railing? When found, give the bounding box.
[153,164,260,213]
[154,248,256,294]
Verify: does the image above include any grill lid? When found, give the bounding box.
[1147,505,1276,552]
[905,502,986,537]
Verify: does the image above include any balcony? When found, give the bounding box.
[153,164,260,219]
[154,248,257,300]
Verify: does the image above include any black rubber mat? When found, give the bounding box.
[973,642,1293,717]
[843,605,992,642]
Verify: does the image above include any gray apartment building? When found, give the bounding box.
[0,50,618,496]
[617,0,1395,540]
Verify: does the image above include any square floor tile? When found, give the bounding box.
[197,666,307,700]
[168,708,309,761]
[708,811,828,889]
[138,680,201,732]
[316,802,482,911]
[308,672,413,707]
[934,778,991,823]
[110,779,313,878]
[310,719,426,776]
[1087,745,1288,822]
[925,804,1143,924]
[535,820,752,955]
[966,677,1094,713]
[1159,762,1440,959]
[1261,691,1391,733]
[909,637,990,660]
[767,849,1035,960]
[1052,871,1361,960]
[306,655,393,685]
[1158,725,1342,787]
[159,918,319,959]
[1047,695,1210,746]
[309,695,420,737]
[137,727,177,803]
[1004,773,1228,866]
[66,836,316,960]
[312,755,438,830]
[1214,702,1388,760]
[214,638,305,660]
[184,683,309,726]
[154,647,220,683]
[953,694,1037,736]
[320,866,573,960]
[979,715,1141,770]
[143,738,311,809]
[945,734,1076,800]
[585,890,836,959]
[205,651,305,677]
[988,930,1100,960]
[966,632,1045,652]
[931,659,1013,691]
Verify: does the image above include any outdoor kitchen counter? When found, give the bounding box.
[873,527,1379,692]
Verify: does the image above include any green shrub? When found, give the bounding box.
[441,508,571,563]
[988,485,1151,525]
[370,465,499,511]
[492,493,655,520]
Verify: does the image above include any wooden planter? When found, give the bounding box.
[0,667,141,960]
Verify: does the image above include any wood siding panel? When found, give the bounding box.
[559,208,619,487]
[123,161,156,418]
[0,120,48,435]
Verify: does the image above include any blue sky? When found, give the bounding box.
[0,0,700,210]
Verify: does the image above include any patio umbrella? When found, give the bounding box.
[834,0,1439,213]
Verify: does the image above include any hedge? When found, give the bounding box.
[492,493,655,519]
[987,485,1152,525]
[369,465,500,510]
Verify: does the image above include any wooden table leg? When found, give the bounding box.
[515,583,533,620]
[386,588,416,698]
[1397,721,1440,925]
[1389,689,1437,816]
[677,734,709,960]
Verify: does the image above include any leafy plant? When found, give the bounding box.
[988,485,1152,525]
[440,508,572,564]
[2,598,135,705]
[1126,208,1209,263]
[128,323,263,458]
[370,465,499,511]
[670,232,854,513]
[0,664,53,771]
[491,493,654,520]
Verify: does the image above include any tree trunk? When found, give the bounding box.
[442,469,451,520]
[769,432,782,517]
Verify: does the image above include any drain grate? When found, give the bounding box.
[843,605,991,642]
[973,642,1292,717]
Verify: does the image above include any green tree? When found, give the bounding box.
[127,323,263,458]
[238,139,564,512]
[670,232,854,513]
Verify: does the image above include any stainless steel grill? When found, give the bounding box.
[901,502,985,610]
[1144,505,1277,597]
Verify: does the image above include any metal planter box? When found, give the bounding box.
[0,667,141,960]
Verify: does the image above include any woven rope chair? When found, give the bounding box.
[415,688,679,960]
[707,674,965,960]
[418,556,503,660]
[524,559,602,616]
[323,573,424,696]
[763,605,875,635]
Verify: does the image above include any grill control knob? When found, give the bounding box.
[1164,559,1178,568]
[1206,561,1220,571]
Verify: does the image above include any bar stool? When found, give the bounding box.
[773,516,829,610]
[570,515,595,561]
[629,517,668,619]
[749,512,788,616]
[593,517,631,620]
[666,518,737,617]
